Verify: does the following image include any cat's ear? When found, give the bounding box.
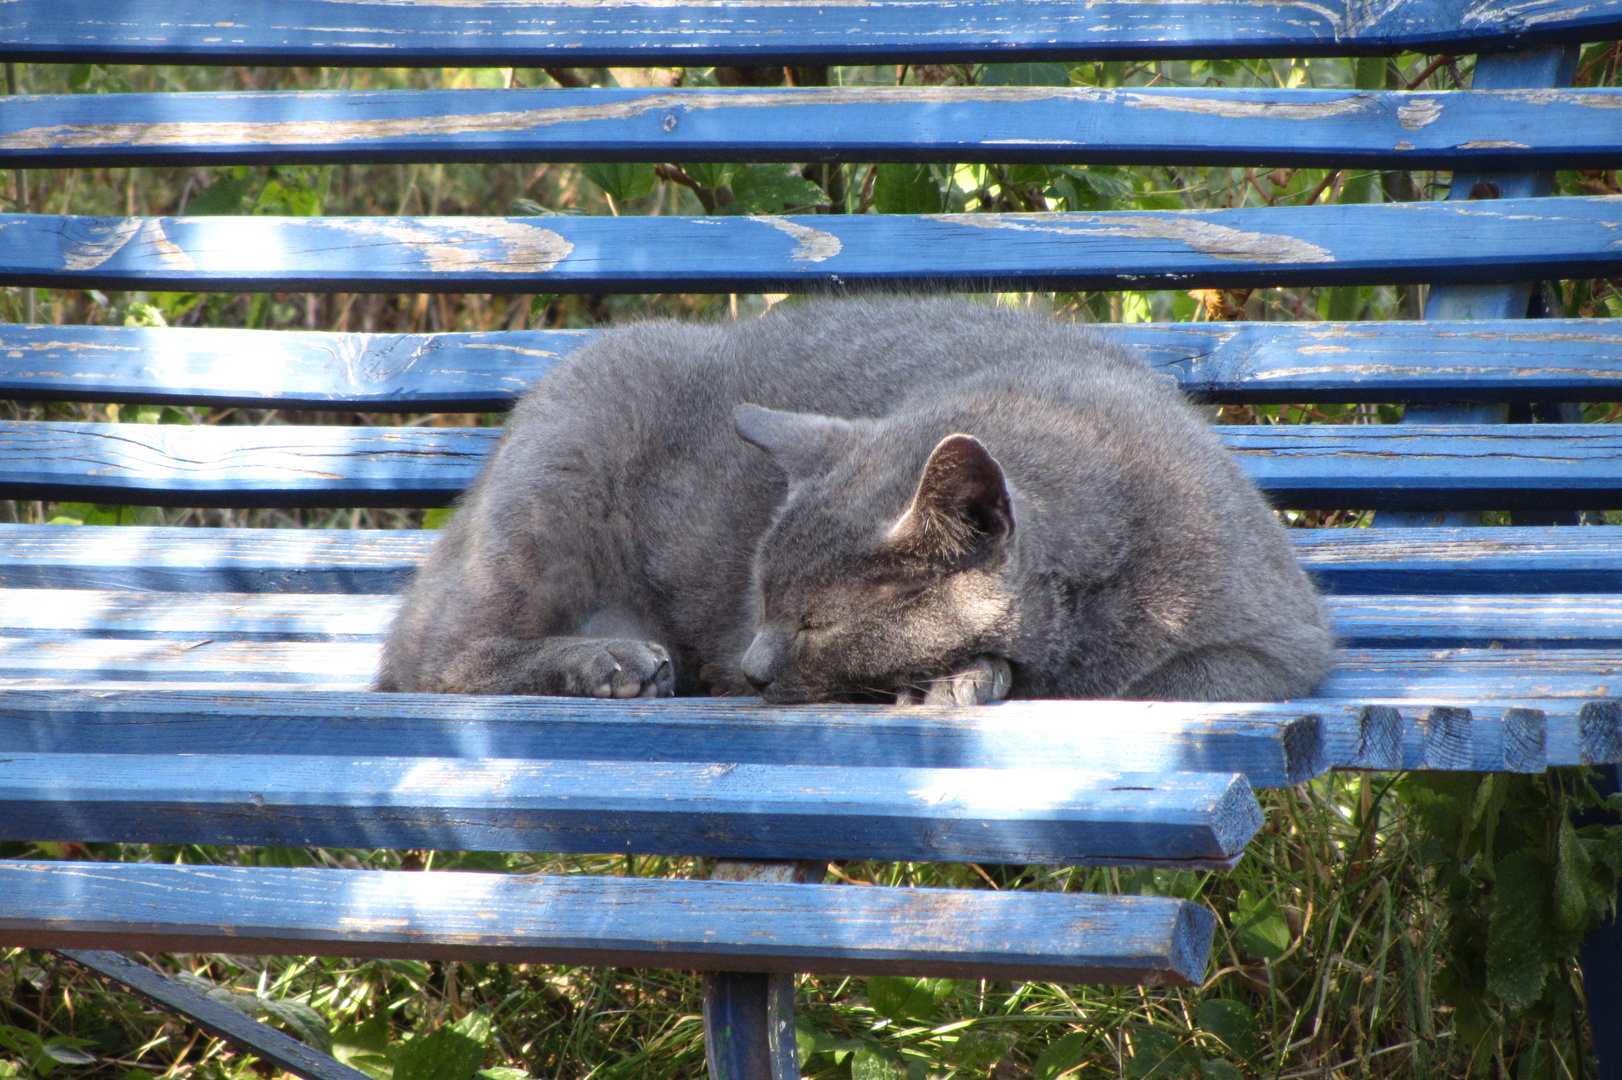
[734,404,854,479]
[888,434,1013,565]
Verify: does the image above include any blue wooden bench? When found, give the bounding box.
[2,1,1622,1076]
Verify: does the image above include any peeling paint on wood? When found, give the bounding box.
[2,197,1620,295]
[0,861,1216,984]
[0,0,1614,66]
[4,86,1618,171]
[0,753,1264,867]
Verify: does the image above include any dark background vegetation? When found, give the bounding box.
[3,44,1622,1080]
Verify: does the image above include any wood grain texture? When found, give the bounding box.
[58,950,370,1080]
[5,587,1621,650]
[0,753,1263,867]
[0,688,1327,788]
[0,422,1620,510]
[1320,648,1622,700]
[2,198,1621,295]
[0,0,1614,65]
[1290,526,1622,595]
[1,524,1616,597]
[0,861,1216,984]
[5,87,1621,171]
[3,319,1620,410]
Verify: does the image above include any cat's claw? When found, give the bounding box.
[566,640,674,699]
[919,656,1012,706]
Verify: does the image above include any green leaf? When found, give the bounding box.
[344,1053,394,1080]
[1487,849,1559,1012]
[423,507,456,530]
[261,999,333,1056]
[870,163,941,215]
[580,162,658,204]
[1126,1029,1199,1079]
[947,1030,1016,1070]
[678,163,735,191]
[1033,1032,1092,1080]
[475,1069,529,1080]
[393,1010,492,1080]
[866,976,955,1020]
[979,62,1071,86]
[850,1046,907,1080]
[38,1042,95,1068]
[1231,890,1291,961]
[187,172,257,216]
[725,164,829,215]
[1198,1061,1245,1080]
[1195,999,1260,1062]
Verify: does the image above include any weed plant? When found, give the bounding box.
[2,41,1622,1080]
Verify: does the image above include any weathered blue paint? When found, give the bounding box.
[2,198,1621,295]
[0,861,1217,984]
[1,420,1619,510]
[0,0,1614,65]
[4,86,1621,171]
[0,753,1263,867]
[6,585,1619,651]
[1292,526,1622,595]
[3,319,1620,410]
[0,688,1327,787]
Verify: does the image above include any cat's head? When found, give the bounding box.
[733,404,1016,703]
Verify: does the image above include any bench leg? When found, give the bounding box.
[703,860,818,1080]
[703,971,797,1080]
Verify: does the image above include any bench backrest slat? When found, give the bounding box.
[3,0,1617,64]
[5,86,1620,171]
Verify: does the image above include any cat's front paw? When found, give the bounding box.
[913,656,1012,706]
[559,639,675,699]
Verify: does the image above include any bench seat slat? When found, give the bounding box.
[2,421,1618,510]
[1,753,1262,868]
[5,588,1621,650]
[3,198,1619,295]
[6,87,1620,172]
[1,0,1614,65]
[0,636,1615,719]
[3,686,1611,771]
[0,688,1327,787]
[3,320,1619,410]
[0,525,1615,596]
[0,861,1214,984]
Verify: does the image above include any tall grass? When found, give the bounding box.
[3,43,1622,1080]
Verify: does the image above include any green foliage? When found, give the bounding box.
[870,164,942,214]
[979,62,1072,86]
[866,977,956,1020]
[580,163,658,205]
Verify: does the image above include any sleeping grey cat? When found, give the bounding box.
[376,296,1333,704]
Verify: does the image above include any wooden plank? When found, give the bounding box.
[1317,699,1622,770]
[0,524,432,593]
[4,319,1621,411]
[0,688,1328,788]
[1319,648,1622,700]
[1,0,1615,65]
[0,861,1215,984]
[57,951,369,1080]
[1322,594,1622,647]
[1,524,1616,597]
[3,420,1621,510]
[9,587,1622,649]
[1293,526,1622,596]
[0,752,1263,867]
[3,198,1622,296]
[6,86,1622,172]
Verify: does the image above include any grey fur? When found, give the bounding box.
[377,296,1334,703]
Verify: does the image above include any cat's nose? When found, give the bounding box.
[740,632,782,693]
